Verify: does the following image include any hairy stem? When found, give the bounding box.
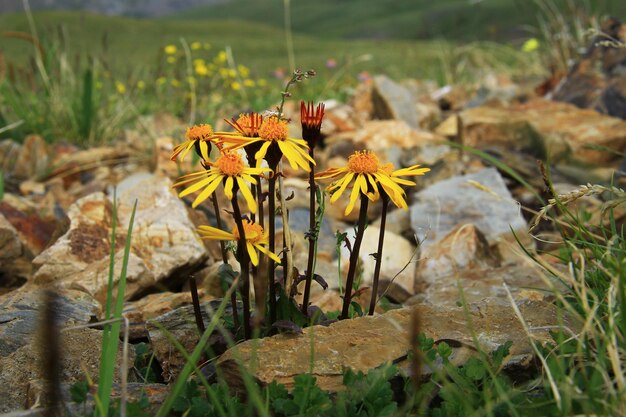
[278,163,294,297]
[189,276,205,333]
[341,194,369,320]
[369,193,389,315]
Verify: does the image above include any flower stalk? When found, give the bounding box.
[368,191,389,315]
[341,193,369,320]
[230,185,252,340]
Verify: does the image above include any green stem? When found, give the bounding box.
[341,194,369,320]
[301,148,317,314]
[231,189,252,340]
[369,193,389,315]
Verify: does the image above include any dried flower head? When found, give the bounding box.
[300,101,325,149]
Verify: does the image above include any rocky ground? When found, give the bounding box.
[1,34,626,414]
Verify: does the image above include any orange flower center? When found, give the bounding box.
[186,124,214,141]
[232,220,265,244]
[347,151,380,174]
[216,152,245,176]
[258,117,288,141]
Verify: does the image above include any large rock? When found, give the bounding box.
[435,99,626,164]
[32,172,208,305]
[372,75,437,129]
[410,167,527,249]
[0,286,100,357]
[217,300,575,392]
[0,328,132,413]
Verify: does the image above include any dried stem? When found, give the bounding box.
[230,188,252,339]
[341,194,369,320]
[278,164,295,296]
[301,147,317,314]
[369,192,389,315]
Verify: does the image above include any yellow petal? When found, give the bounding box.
[247,242,259,266]
[329,172,354,203]
[257,244,282,264]
[254,141,272,166]
[192,177,222,208]
[345,178,362,216]
[237,177,257,213]
[178,174,219,198]
[224,176,234,200]
[197,225,235,240]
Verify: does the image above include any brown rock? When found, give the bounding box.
[32,172,208,306]
[417,224,500,284]
[353,120,444,152]
[437,99,626,164]
[12,135,49,181]
[217,300,575,393]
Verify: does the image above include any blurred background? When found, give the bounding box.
[1,0,625,144]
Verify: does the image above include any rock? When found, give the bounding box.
[437,99,626,164]
[0,201,59,256]
[371,75,435,129]
[371,206,412,240]
[147,299,240,381]
[0,327,133,413]
[217,300,575,393]
[32,172,208,306]
[125,290,212,340]
[416,224,501,284]
[410,263,556,307]
[320,100,359,136]
[0,286,100,357]
[340,226,417,302]
[352,120,444,152]
[0,139,21,180]
[410,167,528,250]
[0,213,23,267]
[11,135,49,181]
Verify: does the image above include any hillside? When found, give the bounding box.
[172,0,626,41]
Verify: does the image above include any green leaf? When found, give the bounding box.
[437,342,453,360]
[463,358,486,381]
[69,380,89,404]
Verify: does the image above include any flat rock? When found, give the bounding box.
[11,135,49,181]
[410,167,527,249]
[0,327,132,413]
[435,99,626,164]
[217,299,575,392]
[0,286,100,357]
[32,172,208,306]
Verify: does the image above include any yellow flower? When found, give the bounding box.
[187,76,197,86]
[316,150,418,215]
[238,64,250,78]
[522,38,540,53]
[243,79,255,88]
[258,79,267,87]
[195,64,209,76]
[216,51,227,64]
[115,81,126,94]
[231,81,241,91]
[137,80,145,89]
[197,220,280,266]
[171,79,180,87]
[174,151,272,212]
[171,124,216,161]
[167,56,176,64]
[224,112,263,137]
[164,45,177,55]
[157,77,167,86]
[191,41,202,50]
[219,116,314,171]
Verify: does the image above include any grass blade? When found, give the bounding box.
[95,196,138,417]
